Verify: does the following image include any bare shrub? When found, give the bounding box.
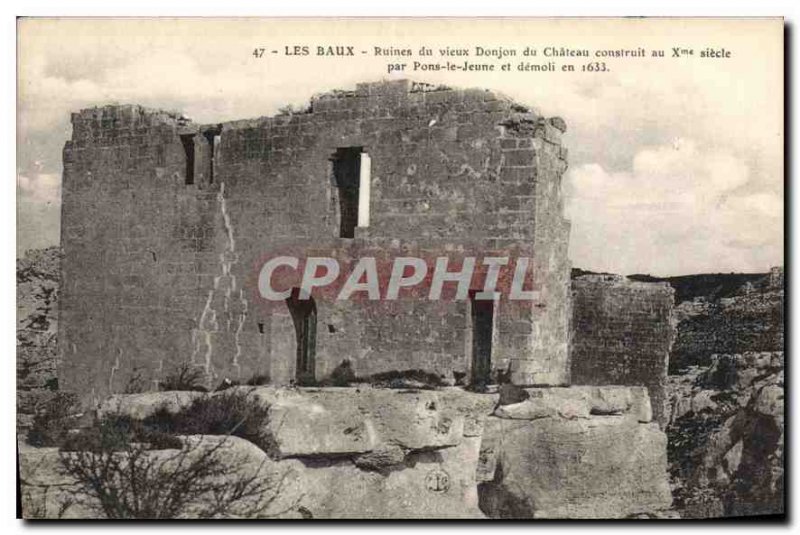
[367,369,443,389]
[124,367,149,394]
[160,364,208,392]
[59,433,294,518]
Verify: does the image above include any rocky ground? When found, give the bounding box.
[664,271,784,518]
[17,247,60,430]
[20,384,672,519]
[17,251,785,519]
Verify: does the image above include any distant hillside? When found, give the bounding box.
[573,269,767,304]
[627,273,768,304]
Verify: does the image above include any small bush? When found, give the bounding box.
[27,392,79,447]
[124,367,149,394]
[215,372,270,392]
[144,390,277,456]
[55,390,275,457]
[320,360,356,387]
[61,414,182,452]
[160,364,208,392]
[44,378,59,391]
[245,373,271,386]
[367,369,443,390]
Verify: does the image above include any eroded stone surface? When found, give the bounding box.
[19,432,485,519]
[479,415,673,518]
[248,387,469,457]
[273,436,484,519]
[20,385,673,519]
[666,351,784,518]
[494,386,652,423]
[97,391,204,420]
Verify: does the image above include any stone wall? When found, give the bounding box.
[570,275,675,426]
[59,80,571,403]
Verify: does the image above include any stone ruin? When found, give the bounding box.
[59,79,572,399]
[571,275,676,426]
[26,80,680,518]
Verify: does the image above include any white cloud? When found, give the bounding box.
[565,140,783,275]
[16,19,783,273]
[18,173,61,206]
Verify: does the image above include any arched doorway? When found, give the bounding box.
[286,289,317,382]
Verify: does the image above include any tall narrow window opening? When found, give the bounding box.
[203,126,222,185]
[180,134,195,185]
[333,147,370,238]
[470,291,494,386]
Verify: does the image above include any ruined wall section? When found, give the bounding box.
[58,105,236,401]
[517,116,571,386]
[571,275,675,425]
[60,81,573,400]
[217,80,571,386]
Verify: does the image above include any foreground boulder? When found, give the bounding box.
[479,386,673,519]
[20,385,675,519]
[250,387,480,456]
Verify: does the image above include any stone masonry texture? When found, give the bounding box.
[58,80,573,403]
[570,275,676,426]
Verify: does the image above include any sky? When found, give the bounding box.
[16,18,784,276]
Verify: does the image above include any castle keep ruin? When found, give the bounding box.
[59,80,572,400]
[33,79,684,519]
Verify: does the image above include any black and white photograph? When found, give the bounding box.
[14,16,785,522]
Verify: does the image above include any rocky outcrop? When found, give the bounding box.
[670,286,783,373]
[665,269,784,518]
[478,385,673,518]
[666,352,784,518]
[23,387,495,519]
[220,387,491,518]
[21,385,674,519]
[17,247,61,429]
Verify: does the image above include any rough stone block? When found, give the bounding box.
[479,415,672,518]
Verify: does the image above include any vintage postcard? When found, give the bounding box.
[16,17,784,520]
